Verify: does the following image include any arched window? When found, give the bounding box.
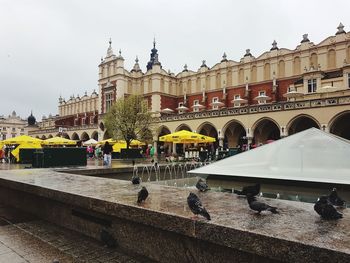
[128,80,132,94]
[187,79,191,93]
[238,68,244,84]
[216,72,221,89]
[264,63,270,80]
[196,77,201,92]
[148,78,152,93]
[278,60,285,78]
[206,75,210,90]
[251,65,257,82]
[226,69,232,86]
[293,57,301,75]
[310,53,318,69]
[141,80,144,94]
[327,49,336,69]
[160,78,165,93]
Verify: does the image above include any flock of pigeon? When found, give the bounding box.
[132,173,345,221]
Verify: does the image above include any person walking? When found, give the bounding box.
[103,141,113,166]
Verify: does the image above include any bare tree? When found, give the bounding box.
[104,95,156,149]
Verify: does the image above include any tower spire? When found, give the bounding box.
[106,38,115,58]
[132,56,141,72]
[146,39,161,71]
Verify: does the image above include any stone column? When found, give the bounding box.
[280,126,287,138]
[153,140,158,155]
[218,137,224,148]
[322,124,329,132]
[172,142,177,154]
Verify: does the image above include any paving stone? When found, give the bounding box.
[0,251,26,263]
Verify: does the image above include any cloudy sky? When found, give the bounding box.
[1,0,349,121]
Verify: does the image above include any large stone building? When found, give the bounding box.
[0,111,37,140]
[29,91,99,140]
[31,23,350,153]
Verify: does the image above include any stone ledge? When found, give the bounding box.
[0,168,349,262]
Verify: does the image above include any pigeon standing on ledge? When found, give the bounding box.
[328,188,346,207]
[137,186,149,204]
[234,183,260,197]
[131,174,140,185]
[187,192,211,220]
[314,196,343,220]
[246,194,278,214]
[196,178,209,192]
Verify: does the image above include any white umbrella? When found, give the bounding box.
[161,108,174,114]
[318,86,338,93]
[283,90,304,98]
[231,98,248,104]
[254,95,271,102]
[83,138,98,146]
[176,105,189,111]
[191,104,206,109]
[209,101,225,107]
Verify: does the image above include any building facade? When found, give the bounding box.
[31,23,350,152]
[0,111,36,140]
[29,91,99,141]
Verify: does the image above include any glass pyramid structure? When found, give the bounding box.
[189,128,350,185]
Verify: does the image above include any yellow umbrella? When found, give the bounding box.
[112,141,127,153]
[12,142,42,162]
[42,137,77,146]
[159,130,216,144]
[97,138,118,145]
[1,135,42,145]
[99,138,146,146]
[112,139,146,153]
[129,139,146,146]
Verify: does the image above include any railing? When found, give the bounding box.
[159,95,350,122]
[29,124,98,135]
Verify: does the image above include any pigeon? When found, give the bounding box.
[137,186,149,204]
[100,229,117,248]
[234,183,260,197]
[328,188,346,207]
[196,178,209,192]
[246,194,278,214]
[131,174,140,185]
[187,192,211,220]
[314,196,343,220]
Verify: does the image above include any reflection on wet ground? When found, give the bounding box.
[2,159,348,207]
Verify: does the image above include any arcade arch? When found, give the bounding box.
[81,132,90,141]
[61,133,70,139]
[287,115,320,135]
[103,131,111,140]
[175,124,192,132]
[158,126,171,137]
[222,120,246,148]
[252,118,280,144]
[329,111,350,140]
[71,133,80,141]
[91,131,98,141]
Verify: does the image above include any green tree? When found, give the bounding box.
[104,95,156,149]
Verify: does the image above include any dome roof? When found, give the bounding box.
[27,112,36,125]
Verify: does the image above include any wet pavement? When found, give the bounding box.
[0,204,152,262]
